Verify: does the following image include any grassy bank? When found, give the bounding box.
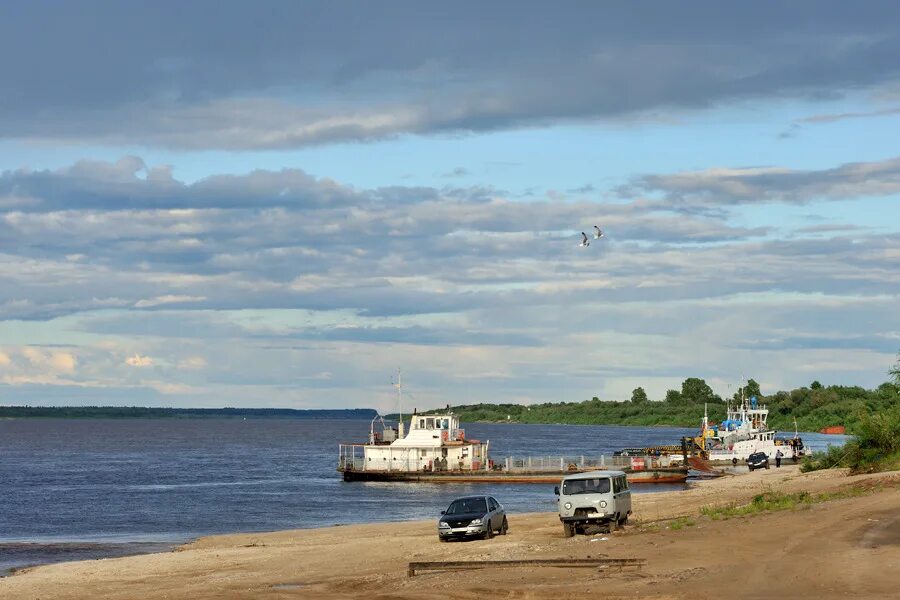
[801,403,900,474]
[699,488,873,520]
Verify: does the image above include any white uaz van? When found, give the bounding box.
[554,470,632,537]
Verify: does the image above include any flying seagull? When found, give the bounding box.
[593,225,604,239]
[579,232,590,247]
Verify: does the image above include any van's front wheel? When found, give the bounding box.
[563,522,575,537]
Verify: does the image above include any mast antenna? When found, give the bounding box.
[393,368,405,438]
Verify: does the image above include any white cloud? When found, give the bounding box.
[21,347,77,373]
[134,295,207,308]
[125,353,153,367]
[623,157,900,205]
[0,154,896,408]
[143,381,198,395]
[177,356,207,370]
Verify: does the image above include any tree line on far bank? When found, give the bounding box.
[432,355,900,437]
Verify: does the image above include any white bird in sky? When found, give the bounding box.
[593,225,604,239]
[579,232,590,247]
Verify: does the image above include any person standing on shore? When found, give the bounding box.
[775,449,783,468]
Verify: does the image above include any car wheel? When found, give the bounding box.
[765,463,770,469]
[748,466,754,471]
[606,519,617,534]
[563,522,575,538]
[618,515,628,528]
[500,517,508,535]
[483,525,493,540]
[439,536,447,543]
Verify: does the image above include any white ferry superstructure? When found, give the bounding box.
[695,399,808,463]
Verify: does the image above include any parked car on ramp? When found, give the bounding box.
[438,495,508,541]
[747,451,770,471]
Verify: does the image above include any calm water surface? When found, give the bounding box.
[0,418,846,573]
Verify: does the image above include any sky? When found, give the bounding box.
[0,1,898,412]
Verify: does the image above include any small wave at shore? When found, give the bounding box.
[0,541,178,577]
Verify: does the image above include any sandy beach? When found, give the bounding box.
[2,466,898,600]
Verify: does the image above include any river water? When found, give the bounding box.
[0,418,846,574]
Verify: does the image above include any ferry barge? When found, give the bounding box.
[338,409,688,484]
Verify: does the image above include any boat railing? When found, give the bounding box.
[339,445,681,473]
[338,444,368,471]
[501,454,671,472]
[340,457,368,471]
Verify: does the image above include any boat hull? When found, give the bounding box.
[340,467,688,484]
[819,425,846,435]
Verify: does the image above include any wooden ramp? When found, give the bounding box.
[408,557,646,577]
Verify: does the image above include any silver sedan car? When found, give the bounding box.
[438,495,508,541]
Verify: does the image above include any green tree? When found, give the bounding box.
[890,352,900,384]
[631,387,648,403]
[681,377,719,404]
[733,378,762,402]
[665,389,682,403]
[810,381,823,390]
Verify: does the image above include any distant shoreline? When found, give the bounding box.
[0,407,378,420]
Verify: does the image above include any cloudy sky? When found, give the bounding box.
[1,1,898,411]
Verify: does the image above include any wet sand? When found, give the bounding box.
[2,465,898,600]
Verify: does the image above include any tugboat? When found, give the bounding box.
[681,398,809,465]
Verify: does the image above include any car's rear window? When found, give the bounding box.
[562,477,611,495]
[446,497,487,514]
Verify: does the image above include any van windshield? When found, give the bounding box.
[563,477,611,495]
